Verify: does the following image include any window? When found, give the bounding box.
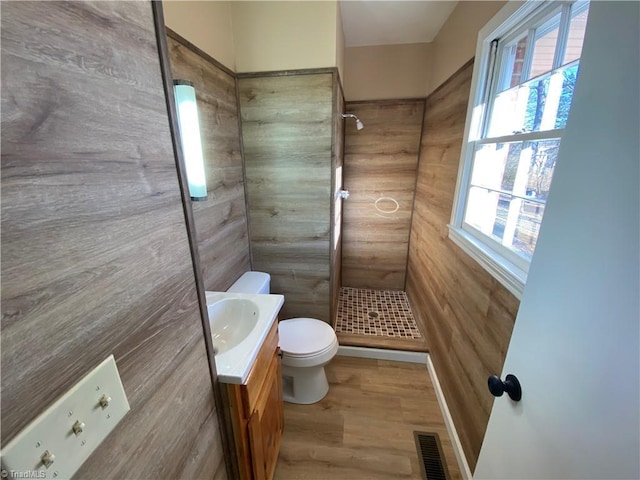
[449,0,590,298]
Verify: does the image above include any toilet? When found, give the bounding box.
[226,271,339,404]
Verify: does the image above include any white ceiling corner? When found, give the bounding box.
[340,1,458,47]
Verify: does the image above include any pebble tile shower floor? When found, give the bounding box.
[336,287,422,338]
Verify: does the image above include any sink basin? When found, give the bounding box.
[205,291,284,384]
[209,298,259,354]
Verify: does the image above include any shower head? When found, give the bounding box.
[341,113,364,131]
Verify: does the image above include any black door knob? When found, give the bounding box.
[488,374,522,401]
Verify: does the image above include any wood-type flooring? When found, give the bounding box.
[274,356,461,479]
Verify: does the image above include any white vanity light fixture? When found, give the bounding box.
[173,80,207,201]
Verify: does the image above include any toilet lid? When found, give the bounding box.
[278,318,336,356]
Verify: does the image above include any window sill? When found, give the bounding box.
[447,226,526,300]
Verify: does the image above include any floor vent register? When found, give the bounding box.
[413,431,451,480]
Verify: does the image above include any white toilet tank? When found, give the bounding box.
[227,272,270,294]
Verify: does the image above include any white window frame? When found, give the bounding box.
[449,0,585,299]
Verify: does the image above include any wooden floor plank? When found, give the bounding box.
[274,356,462,480]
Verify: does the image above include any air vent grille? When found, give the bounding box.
[413,431,451,480]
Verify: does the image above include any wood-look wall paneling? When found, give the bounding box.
[167,29,251,292]
[160,15,237,479]
[405,60,520,472]
[331,73,346,325]
[238,72,334,322]
[1,2,225,478]
[342,99,425,290]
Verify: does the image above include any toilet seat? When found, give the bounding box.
[283,341,336,359]
[278,318,339,367]
[279,318,336,355]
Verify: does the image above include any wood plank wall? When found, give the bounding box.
[405,60,520,471]
[331,76,345,323]
[167,30,251,291]
[1,2,225,478]
[238,72,334,322]
[342,100,425,290]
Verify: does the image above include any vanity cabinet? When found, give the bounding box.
[226,321,284,480]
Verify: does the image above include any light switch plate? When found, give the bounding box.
[1,355,130,479]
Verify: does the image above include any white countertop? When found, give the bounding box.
[205,291,284,384]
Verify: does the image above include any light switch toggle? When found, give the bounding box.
[41,450,55,468]
[99,394,111,409]
[72,420,85,435]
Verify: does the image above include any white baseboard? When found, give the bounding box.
[336,346,428,364]
[426,355,473,480]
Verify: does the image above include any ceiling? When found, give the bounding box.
[340,1,458,47]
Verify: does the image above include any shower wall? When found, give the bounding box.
[331,80,346,322]
[342,99,425,290]
[238,70,341,323]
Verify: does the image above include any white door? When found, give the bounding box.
[475,3,639,479]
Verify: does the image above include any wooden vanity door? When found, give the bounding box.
[247,352,284,480]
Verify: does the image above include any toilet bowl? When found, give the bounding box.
[223,272,339,404]
[278,317,339,404]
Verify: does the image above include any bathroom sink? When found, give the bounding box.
[208,298,259,354]
[205,291,284,384]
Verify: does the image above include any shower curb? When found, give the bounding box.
[336,346,427,364]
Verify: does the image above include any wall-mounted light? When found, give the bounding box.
[173,80,207,201]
